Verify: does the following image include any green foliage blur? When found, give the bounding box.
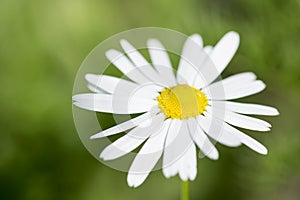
[1,0,300,199]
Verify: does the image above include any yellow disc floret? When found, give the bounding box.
[157,84,208,119]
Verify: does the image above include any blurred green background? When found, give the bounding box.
[1,0,300,199]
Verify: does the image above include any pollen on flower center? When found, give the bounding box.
[157,84,208,119]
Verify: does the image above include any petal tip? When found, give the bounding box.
[72,95,77,102]
[273,108,280,116]
[210,152,219,160]
[120,39,131,49]
[105,49,119,59]
[189,34,203,45]
[260,148,268,155]
[85,73,93,80]
[99,152,109,161]
[90,134,99,140]
[127,174,144,188]
[147,38,157,44]
[227,31,240,41]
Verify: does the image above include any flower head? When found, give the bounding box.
[73,31,279,187]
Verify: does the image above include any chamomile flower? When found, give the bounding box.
[72,31,279,187]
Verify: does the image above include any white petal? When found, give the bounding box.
[90,109,159,139]
[163,120,197,181]
[225,80,266,100]
[207,105,272,132]
[85,74,138,94]
[224,111,271,131]
[212,101,279,116]
[126,83,162,100]
[147,38,177,86]
[100,113,165,161]
[197,115,241,147]
[120,39,151,69]
[177,34,205,85]
[193,32,240,88]
[178,141,197,181]
[224,123,268,155]
[187,118,219,160]
[120,40,164,84]
[85,74,163,100]
[73,93,157,114]
[206,106,271,131]
[201,72,257,99]
[206,31,240,84]
[190,34,203,47]
[204,45,213,54]
[219,72,257,88]
[162,119,183,178]
[203,73,265,100]
[127,119,171,187]
[203,72,257,94]
[87,84,104,93]
[209,31,239,74]
[105,49,149,84]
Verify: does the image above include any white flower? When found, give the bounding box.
[72,31,279,187]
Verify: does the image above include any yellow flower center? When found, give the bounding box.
[157,84,208,119]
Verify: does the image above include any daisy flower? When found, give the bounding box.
[72,31,279,188]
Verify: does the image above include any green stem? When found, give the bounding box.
[181,181,189,200]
